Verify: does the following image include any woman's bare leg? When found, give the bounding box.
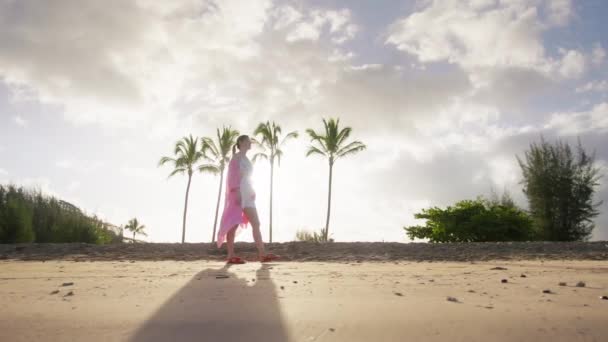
[243,207,266,259]
[226,225,237,259]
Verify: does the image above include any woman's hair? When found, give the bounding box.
[232,135,249,155]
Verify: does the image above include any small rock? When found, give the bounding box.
[215,275,229,279]
[447,296,459,303]
[576,281,586,288]
[501,279,508,283]
[543,289,553,294]
[490,267,508,270]
[468,290,476,293]
[251,278,256,282]
[280,286,285,290]
[61,282,74,287]
[520,274,527,278]
[50,290,59,295]
[64,291,74,297]
[293,281,298,284]
[394,292,403,297]
[558,282,567,286]
[600,296,608,300]
[329,328,335,332]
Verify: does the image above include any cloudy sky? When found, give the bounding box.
[1,0,607,242]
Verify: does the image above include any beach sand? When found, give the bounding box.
[1,257,607,341]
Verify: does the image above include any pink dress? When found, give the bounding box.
[216,153,255,248]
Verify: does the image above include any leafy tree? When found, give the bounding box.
[201,126,239,243]
[252,121,298,243]
[158,135,205,243]
[517,138,603,241]
[404,198,534,243]
[124,218,147,242]
[0,184,120,244]
[306,118,366,242]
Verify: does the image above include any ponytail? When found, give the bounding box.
[232,144,237,155]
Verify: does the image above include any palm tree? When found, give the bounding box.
[124,218,147,242]
[201,126,240,243]
[305,118,366,242]
[158,135,205,243]
[252,121,298,243]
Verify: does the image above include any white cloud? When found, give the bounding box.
[592,43,606,65]
[55,160,74,169]
[67,181,81,192]
[546,0,573,26]
[55,159,104,172]
[545,102,608,135]
[386,0,586,83]
[14,115,27,127]
[558,49,586,79]
[276,6,357,44]
[576,80,608,93]
[0,168,8,176]
[272,5,303,30]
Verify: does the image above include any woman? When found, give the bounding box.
[217,135,278,264]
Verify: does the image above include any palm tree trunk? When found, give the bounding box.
[211,169,224,243]
[269,162,274,243]
[182,174,192,244]
[133,232,136,241]
[325,161,333,242]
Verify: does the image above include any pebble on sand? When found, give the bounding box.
[559,282,567,286]
[64,291,74,297]
[490,267,508,270]
[501,279,508,283]
[50,290,59,295]
[520,274,527,278]
[394,292,403,297]
[61,282,74,287]
[576,281,586,287]
[543,289,553,294]
[447,296,459,303]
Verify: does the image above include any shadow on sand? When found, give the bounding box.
[129,263,289,342]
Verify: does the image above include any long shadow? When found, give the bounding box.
[129,264,289,342]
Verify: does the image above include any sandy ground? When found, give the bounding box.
[1,259,607,342]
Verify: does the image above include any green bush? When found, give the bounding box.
[0,197,35,243]
[404,198,535,243]
[0,184,121,244]
[295,228,333,243]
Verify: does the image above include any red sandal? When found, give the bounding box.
[260,253,280,262]
[227,256,246,264]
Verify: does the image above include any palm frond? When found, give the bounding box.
[275,149,284,166]
[158,156,176,167]
[280,131,298,146]
[168,167,187,178]
[306,146,327,158]
[336,141,364,156]
[336,141,366,158]
[336,127,352,147]
[252,152,269,163]
[201,137,220,159]
[198,164,220,174]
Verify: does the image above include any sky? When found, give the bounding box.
[1,0,607,243]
